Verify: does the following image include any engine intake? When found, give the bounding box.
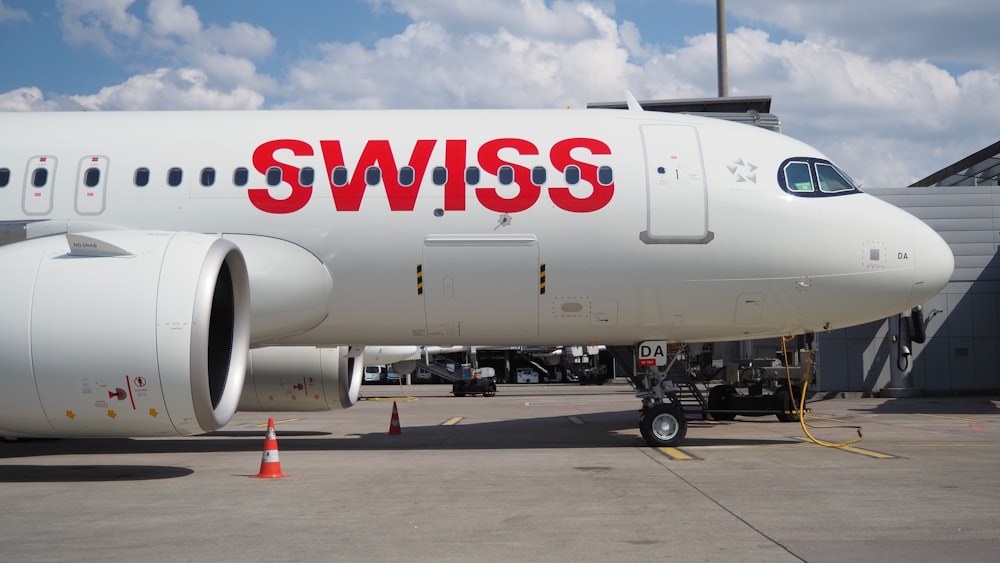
[0,231,250,437]
[240,346,364,411]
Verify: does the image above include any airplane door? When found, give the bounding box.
[639,125,713,244]
[422,234,539,339]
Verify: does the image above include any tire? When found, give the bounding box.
[774,385,802,422]
[707,384,737,421]
[639,404,687,447]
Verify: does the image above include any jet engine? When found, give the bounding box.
[0,231,250,437]
[240,346,364,411]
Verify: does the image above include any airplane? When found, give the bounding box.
[0,99,954,446]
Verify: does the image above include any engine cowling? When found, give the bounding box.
[0,231,250,437]
[240,346,364,411]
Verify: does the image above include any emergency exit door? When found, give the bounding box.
[639,125,713,244]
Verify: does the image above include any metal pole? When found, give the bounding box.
[716,0,729,97]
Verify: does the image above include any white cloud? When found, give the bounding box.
[147,0,200,39]
[70,67,264,110]
[636,26,1000,185]
[57,0,142,55]
[719,0,1000,70]
[0,87,64,111]
[281,2,642,109]
[373,0,601,41]
[0,0,30,22]
[34,0,277,109]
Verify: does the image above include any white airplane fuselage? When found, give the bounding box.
[0,107,954,437]
[0,109,952,344]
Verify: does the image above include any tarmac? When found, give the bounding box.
[2,382,999,562]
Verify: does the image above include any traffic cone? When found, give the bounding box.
[388,401,402,435]
[250,417,287,478]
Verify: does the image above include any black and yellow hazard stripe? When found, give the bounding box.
[417,264,423,295]
[539,263,546,295]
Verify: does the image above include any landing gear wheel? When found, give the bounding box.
[639,404,687,447]
[774,385,802,422]
[707,384,737,421]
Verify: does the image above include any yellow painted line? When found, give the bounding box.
[252,418,300,428]
[794,437,894,459]
[364,396,420,402]
[442,417,463,426]
[914,413,990,423]
[837,445,895,459]
[568,416,584,425]
[656,447,695,460]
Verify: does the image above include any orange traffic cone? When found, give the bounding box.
[250,417,287,478]
[389,401,402,435]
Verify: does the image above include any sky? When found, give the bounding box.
[1,0,998,187]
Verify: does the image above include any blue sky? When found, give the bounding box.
[1,0,998,187]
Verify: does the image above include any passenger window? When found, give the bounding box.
[200,167,215,187]
[465,166,480,185]
[816,163,854,193]
[266,167,282,186]
[83,167,100,188]
[167,167,183,187]
[233,167,248,186]
[299,167,315,187]
[597,166,613,186]
[399,166,415,187]
[330,166,348,187]
[564,165,580,185]
[0,167,11,187]
[531,166,546,185]
[783,161,813,192]
[432,166,447,185]
[365,166,381,186]
[498,165,514,185]
[32,168,48,188]
[135,167,150,187]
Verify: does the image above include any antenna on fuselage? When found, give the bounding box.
[625,91,643,112]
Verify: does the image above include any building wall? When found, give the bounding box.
[816,186,1000,392]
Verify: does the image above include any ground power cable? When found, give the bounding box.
[781,336,864,448]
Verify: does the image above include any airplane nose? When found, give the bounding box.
[908,219,954,308]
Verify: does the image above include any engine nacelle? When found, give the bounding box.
[0,231,250,437]
[240,346,364,411]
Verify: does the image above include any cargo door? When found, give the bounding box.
[422,234,539,339]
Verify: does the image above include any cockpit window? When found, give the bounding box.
[778,157,861,197]
[784,161,814,193]
[816,163,854,193]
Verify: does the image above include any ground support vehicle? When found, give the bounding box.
[451,365,497,397]
[622,344,807,447]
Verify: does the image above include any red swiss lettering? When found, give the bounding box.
[475,138,541,213]
[320,139,436,211]
[443,139,467,211]
[248,139,313,214]
[246,136,615,214]
[548,137,614,213]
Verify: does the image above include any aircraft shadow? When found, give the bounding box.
[0,409,800,466]
[0,464,193,482]
[844,395,1000,415]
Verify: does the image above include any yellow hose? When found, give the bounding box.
[781,336,864,448]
